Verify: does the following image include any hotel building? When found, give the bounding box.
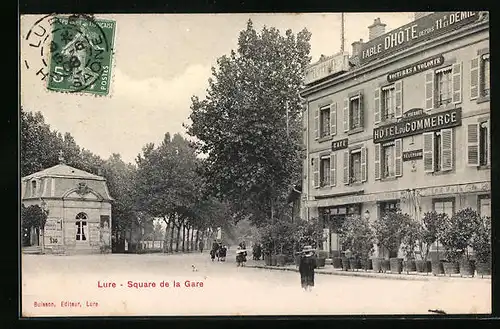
[299,12,490,258]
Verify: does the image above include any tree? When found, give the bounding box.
[185,20,311,227]
[440,208,481,262]
[373,211,411,258]
[339,214,375,260]
[21,204,48,246]
[419,211,447,261]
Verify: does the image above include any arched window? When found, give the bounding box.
[75,212,88,241]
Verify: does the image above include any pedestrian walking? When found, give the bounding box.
[299,245,317,291]
[199,240,204,253]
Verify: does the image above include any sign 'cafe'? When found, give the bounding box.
[373,108,462,143]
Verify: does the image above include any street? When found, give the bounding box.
[21,251,491,316]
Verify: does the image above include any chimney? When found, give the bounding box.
[414,12,433,20]
[351,39,364,57]
[368,18,386,41]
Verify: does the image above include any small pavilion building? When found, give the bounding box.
[21,163,113,254]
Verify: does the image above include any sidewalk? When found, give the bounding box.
[244,259,492,282]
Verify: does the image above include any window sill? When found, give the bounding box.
[348,181,364,187]
[430,169,454,176]
[347,127,364,135]
[478,165,490,170]
[380,176,398,182]
[477,95,490,104]
[317,135,333,143]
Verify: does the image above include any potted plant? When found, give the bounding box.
[440,208,480,277]
[416,211,445,274]
[316,250,328,268]
[401,216,421,274]
[471,216,491,277]
[339,214,375,272]
[373,210,409,274]
[331,251,343,269]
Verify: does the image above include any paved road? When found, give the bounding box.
[21,251,491,316]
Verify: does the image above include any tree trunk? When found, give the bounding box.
[175,223,181,252]
[169,219,175,253]
[181,224,186,252]
[163,218,170,253]
[190,227,194,251]
[195,229,200,251]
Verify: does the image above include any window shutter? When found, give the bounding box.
[425,72,434,110]
[374,143,381,180]
[466,123,480,166]
[487,120,490,166]
[358,93,364,128]
[343,98,349,132]
[330,103,337,136]
[361,146,367,182]
[395,81,403,118]
[330,153,336,187]
[441,128,453,171]
[374,88,381,124]
[423,132,435,173]
[313,157,320,188]
[314,108,319,140]
[395,138,403,177]
[452,62,462,104]
[343,150,350,185]
[470,57,480,100]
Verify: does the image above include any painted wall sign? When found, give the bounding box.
[373,108,462,143]
[359,12,482,65]
[387,55,444,83]
[403,108,425,119]
[331,138,349,151]
[305,52,350,85]
[403,149,423,161]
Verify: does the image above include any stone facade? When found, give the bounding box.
[21,164,113,254]
[300,12,490,258]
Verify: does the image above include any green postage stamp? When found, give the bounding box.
[46,15,116,96]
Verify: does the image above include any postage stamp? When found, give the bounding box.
[24,14,116,96]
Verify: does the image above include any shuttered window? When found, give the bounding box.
[314,108,320,140]
[451,62,462,104]
[350,96,362,129]
[320,156,331,186]
[350,150,362,183]
[343,150,350,185]
[361,147,367,183]
[468,120,490,167]
[381,85,395,120]
[481,54,490,97]
[394,138,403,177]
[319,106,331,137]
[374,143,381,180]
[423,129,455,173]
[436,66,453,107]
[382,142,395,178]
[374,88,381,124]
[425,72,435,110]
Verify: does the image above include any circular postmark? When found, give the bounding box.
[24,13,112,94]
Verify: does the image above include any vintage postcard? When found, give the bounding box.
[20,12,491,317]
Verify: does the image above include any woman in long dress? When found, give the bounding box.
[299,246,317,291]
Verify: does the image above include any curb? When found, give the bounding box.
[245,265,492,282]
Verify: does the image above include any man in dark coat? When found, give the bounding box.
[299,245,317,291]
[199,241,204,253]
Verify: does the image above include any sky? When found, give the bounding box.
[20,13,413,164]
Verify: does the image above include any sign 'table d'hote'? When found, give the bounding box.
[373,108,462,143]
[359,12,482,65]
[304,52,350,85]
[387,55,444,83]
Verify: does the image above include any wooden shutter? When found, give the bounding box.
[330,153,336,187]
[487,120,490,166]
[395,81,403,119]
[343,150,350,185]
[466,123,480,166]
[441,129,453,171]
[330,103,337,136]
[423,132,435,173]
[374,143,381,180]
[343,98,349,132]
[313,157,320,188]
[358,93,364,128]
[314,108,319,140]
[394,138,403,177]
[361,146,367,183]
[374,88,381,124]
[452,62,462,104]
[425,71,434,110]
[470,57,480,100]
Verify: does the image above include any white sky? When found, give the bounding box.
[20,13,413,164]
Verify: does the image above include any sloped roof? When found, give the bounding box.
[22,164,105,181]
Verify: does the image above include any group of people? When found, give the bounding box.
[236,241,247,267]
[210,240,228,262]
